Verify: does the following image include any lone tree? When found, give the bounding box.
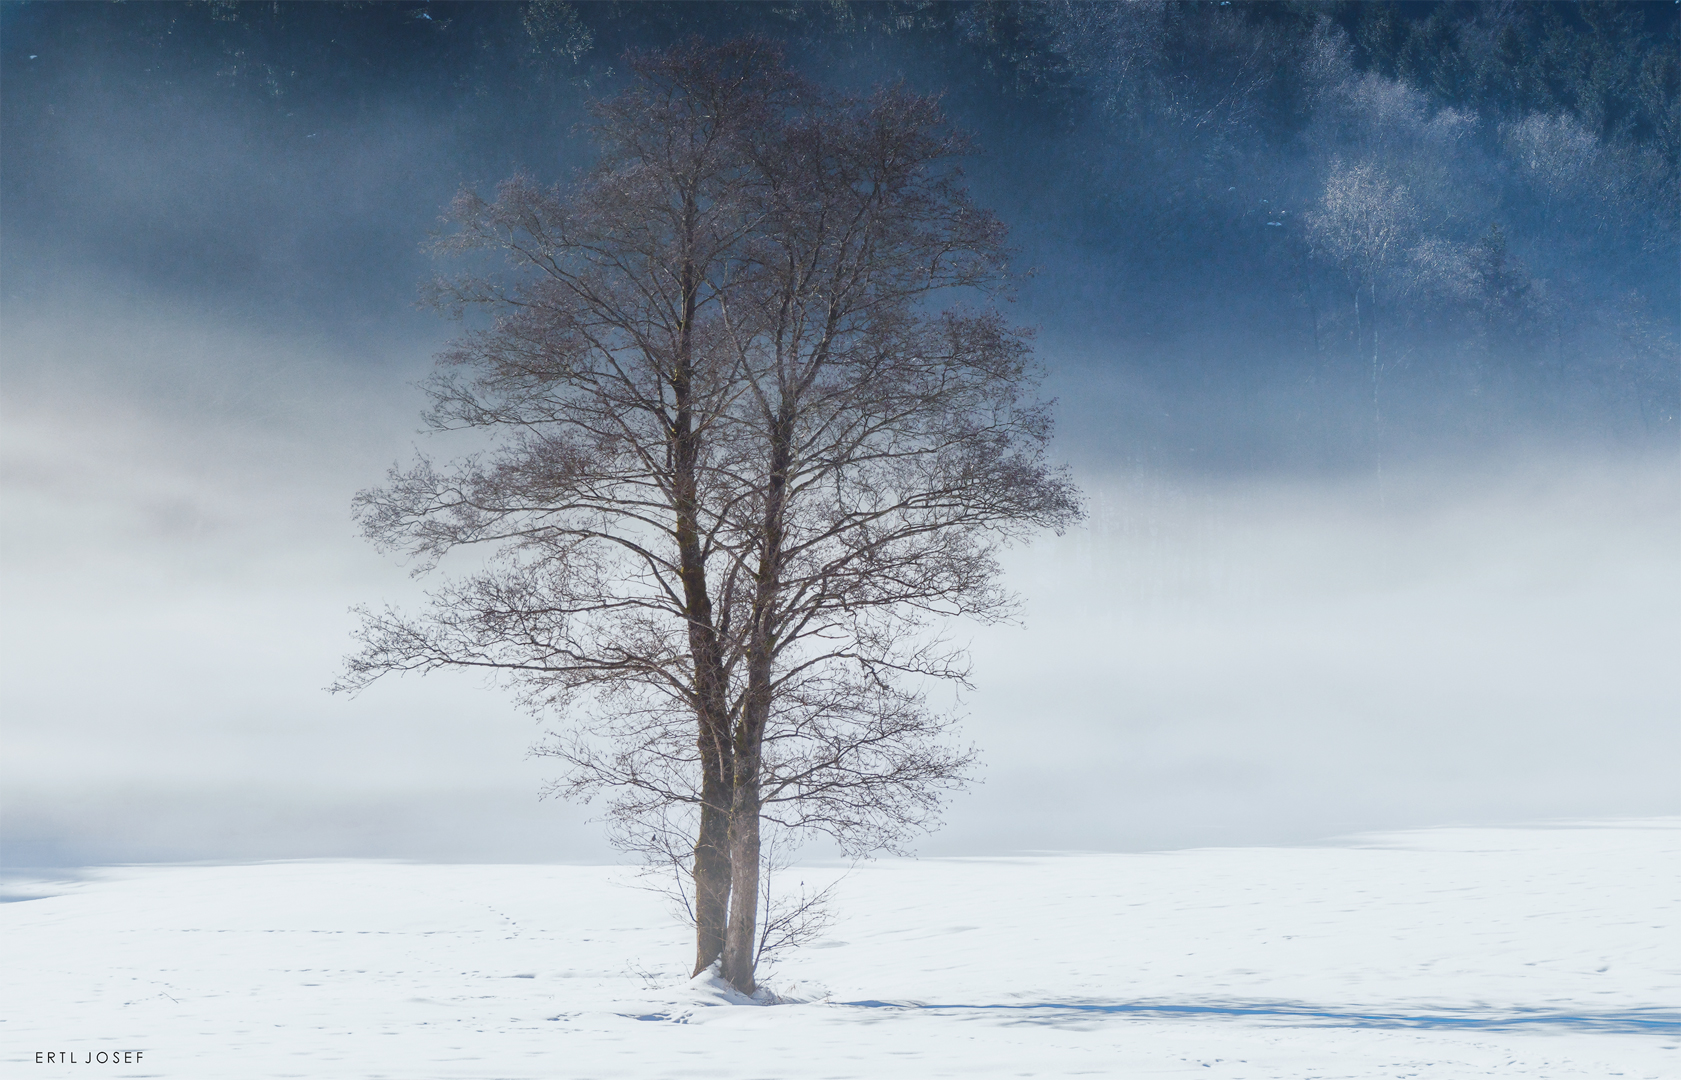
[335,38,1080,995]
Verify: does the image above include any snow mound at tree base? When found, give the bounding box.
[680,963,777,1007]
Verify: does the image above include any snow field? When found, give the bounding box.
[2,821,1675,1078]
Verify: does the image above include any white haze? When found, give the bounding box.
[1,300,1676,866]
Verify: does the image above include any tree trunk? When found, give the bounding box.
[719,407,794,995]
[691,763,732,974]
[720,749,762,993]
[720,606,775,992]
[681,527,732,976]
[671,233,734,976]
[685,590,732,974]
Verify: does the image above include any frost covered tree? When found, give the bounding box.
[1306,158,1420,485]
[334,38,1080,994]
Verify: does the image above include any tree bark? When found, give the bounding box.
[671,235,734,975]
[720,407,795,994]
[720,747,763,992]
[676,437,735,976]
[690,781,732,974]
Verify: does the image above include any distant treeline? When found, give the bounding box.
[29,3,1671,150]
[7,1,1675,455]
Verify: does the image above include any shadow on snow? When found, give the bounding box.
[825,1000,1680,1035]
[626,1001,1681,1035]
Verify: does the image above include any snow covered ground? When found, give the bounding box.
[3,820,1675,1078]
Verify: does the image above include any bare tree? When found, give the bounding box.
[335,38,1080,996]
[340,38,797,977]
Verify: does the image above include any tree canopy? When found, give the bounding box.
[336,37,1080,993]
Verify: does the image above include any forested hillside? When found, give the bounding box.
[5,1,1675,470]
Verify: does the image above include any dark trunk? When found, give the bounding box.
[691,789,732,973]
[719,744,762,992]
[719,407,795,995]
[686,593,733,974]
[671,230,735,975]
